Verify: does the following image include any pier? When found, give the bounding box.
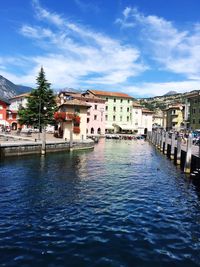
[147,130,200,176]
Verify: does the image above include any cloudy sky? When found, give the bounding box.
[0,0,200,97]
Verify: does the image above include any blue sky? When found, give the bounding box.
[0,0,200,97]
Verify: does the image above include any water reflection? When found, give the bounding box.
[0,139,200,266]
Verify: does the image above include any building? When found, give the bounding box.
[0,97,10,129]
[186,90,200,130]
[58,91,106,136]
[8,93,29,130]
[132,102,143,133]
[152,109,165,129]
[57,97,90,141]
[88,90,134,133]
[165,104,185,131]
[141,109,153,134]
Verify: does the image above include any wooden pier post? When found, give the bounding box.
[184,134,193,173]
[164,132,168,155]
[70,130,73,149]
[160,130,165,152]
[170,133,175,160]
[41,129,46,155]
[176,136,182,165]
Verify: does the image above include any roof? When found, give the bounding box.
[142,108,154,114]
[10,93,30,100]
[60,98,91,108]
[132,101,142,107]
[88,90,133,99]
[60,91,105,103]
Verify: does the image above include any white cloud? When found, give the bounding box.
[14,0,146,88]
[117,7,200,80]
[124,80,200,97]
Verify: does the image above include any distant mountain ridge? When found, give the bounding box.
[163,91,178,96]
[0,75,32,100]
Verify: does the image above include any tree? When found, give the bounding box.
[18,67,57,132]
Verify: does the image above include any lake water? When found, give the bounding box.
[0,139,200,267]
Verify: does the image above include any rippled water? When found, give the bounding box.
[0,139,200,267]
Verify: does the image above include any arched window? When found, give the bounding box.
[97,128,101,134]
[91,127,94,134]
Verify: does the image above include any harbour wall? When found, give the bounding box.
[0,140,94,158]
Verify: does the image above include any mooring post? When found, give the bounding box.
[160,130,164,152]
[164,132,168,155]
[41,128,46,155]
[184,133,193,173]
[170,133,175,160]
[70,130,73,149]
[176,136,182,165]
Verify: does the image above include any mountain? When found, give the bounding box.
[139,89,200,111]
[163,91,178,96]
[0,75,32,100]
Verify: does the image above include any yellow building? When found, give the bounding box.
[165,104,185,131]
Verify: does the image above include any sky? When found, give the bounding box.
[0,0,200,97]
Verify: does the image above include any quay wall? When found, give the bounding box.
[0,140,94,158]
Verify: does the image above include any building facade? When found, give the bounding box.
[88,90,133,133]
[0,97,10,129]
[186,91,200,130]
[58,91,106,136]
[57,97,90,141]
[165,104,185,131]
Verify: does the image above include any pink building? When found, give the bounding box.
[58,91,106,135]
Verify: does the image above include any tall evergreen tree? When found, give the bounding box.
[18,67,57,131]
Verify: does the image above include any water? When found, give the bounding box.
[0,139,200,267]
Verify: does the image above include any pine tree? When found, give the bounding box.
[18,67,57,131]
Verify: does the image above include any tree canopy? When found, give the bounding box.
[18,67,57,130]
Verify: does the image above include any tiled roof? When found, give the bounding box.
[0,97,10,105]
[60,98,91,108]
[88,90,133,99]
[10,93,30,99]
[142,108,154,114]
[132,101,142,107]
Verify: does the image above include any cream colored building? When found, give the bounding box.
[58,98,90,141]
[132,102,153,134]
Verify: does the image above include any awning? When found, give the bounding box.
[0,120,9,126]
[114,124,133,130]
[106,124,114,129]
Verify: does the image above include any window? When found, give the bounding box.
[106,97,108,101]
[106,106,108,111]
[120,99,123,103]
[127,107,129,112]
[172,110,176,115]
[114,98,116,102]
[9,114,12,119]
[193,108,196,114]
[127,116,129,122]
[113,106,116,112]
[120,116,122,121]
[87,118,90,123]
[128,100,130,103]
[135,111,138,114]
[0,114,2,119]
[113,115,116,121]
[0,105,3,110]
[94,115,97,120]
[74,106,80,113]
[120,107,123,112]
[95,105,97,110]
[105,115,108,121]
[193,119,195,124]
